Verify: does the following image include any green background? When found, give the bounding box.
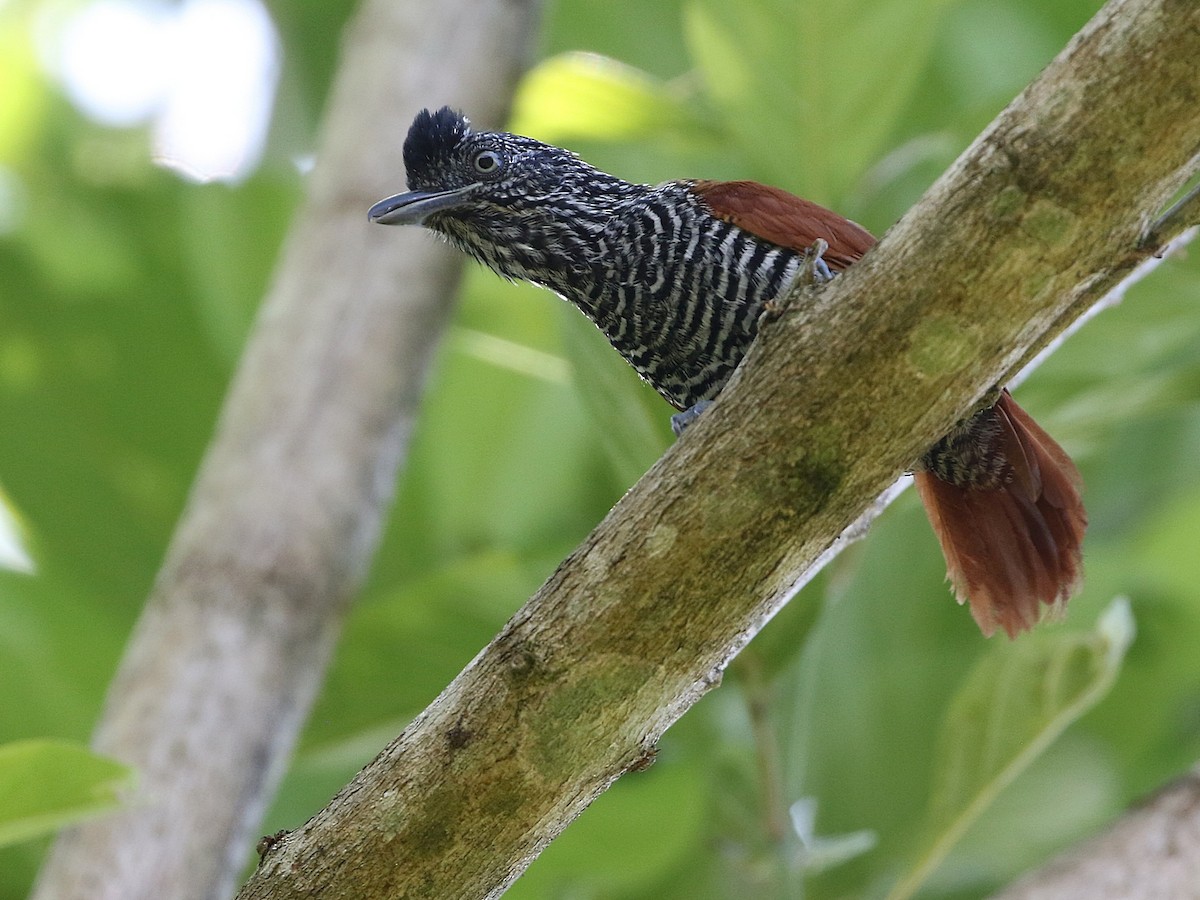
[1,0,1198,897]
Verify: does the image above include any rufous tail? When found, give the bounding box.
[914,391,1087,638]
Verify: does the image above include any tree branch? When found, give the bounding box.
[30,1,543,898]
[995,768,1200,899]
[239,0,1200,896]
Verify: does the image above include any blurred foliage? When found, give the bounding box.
[0,740,132,849]
[1,0,1198,898]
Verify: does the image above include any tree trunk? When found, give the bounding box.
[30,1,544,898]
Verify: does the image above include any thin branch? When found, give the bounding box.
[737,652,790,845]
[239,0,1200,896]
[1141,180,1200,253]
[30,1,543,898]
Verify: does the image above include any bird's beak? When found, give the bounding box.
[367,183,480,225]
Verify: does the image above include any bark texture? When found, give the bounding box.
[238,0,1200,897]
[995,769,1200,900]
[30,1,543,898]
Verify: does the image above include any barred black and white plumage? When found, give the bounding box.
[369,107,808,410]
[371,106,1088,639]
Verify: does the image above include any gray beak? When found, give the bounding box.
[368,183,480,225]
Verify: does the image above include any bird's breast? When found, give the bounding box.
[569,189,803,408]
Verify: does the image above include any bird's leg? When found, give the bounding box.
[803,238,834,286]
[674,239,832,438]
[671,400,714,436]
[760,238,832,323]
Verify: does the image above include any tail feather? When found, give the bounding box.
[915,392,1086,638]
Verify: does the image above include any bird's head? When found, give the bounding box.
[369,107,640,283]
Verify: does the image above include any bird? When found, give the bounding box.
[369,106,1086,638]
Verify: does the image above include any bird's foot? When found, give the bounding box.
[760,238,832,323]
[670,400,713,436]
[799,238,833,287]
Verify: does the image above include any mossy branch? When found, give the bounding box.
[239,0,1200,897]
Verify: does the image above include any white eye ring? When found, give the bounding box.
[473,150,503,175]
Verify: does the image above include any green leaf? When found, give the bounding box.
[510,51,705,143]
[0,739,132,848]
[887,598,1135,899]
[683,0,961,201]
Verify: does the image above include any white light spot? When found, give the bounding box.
[153,0,279,183]
[56,0,173,127]
[51,0,280,183]
[0,489,34,574]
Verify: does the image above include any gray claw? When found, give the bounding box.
[671,400,714,436]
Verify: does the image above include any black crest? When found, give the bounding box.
[403,107,471,187]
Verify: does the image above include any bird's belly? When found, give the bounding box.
[592,289,761,410]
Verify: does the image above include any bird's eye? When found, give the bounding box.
[473,150,503,175]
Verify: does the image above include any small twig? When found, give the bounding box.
[735,652,790,844]
[1140,178,1200,254]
